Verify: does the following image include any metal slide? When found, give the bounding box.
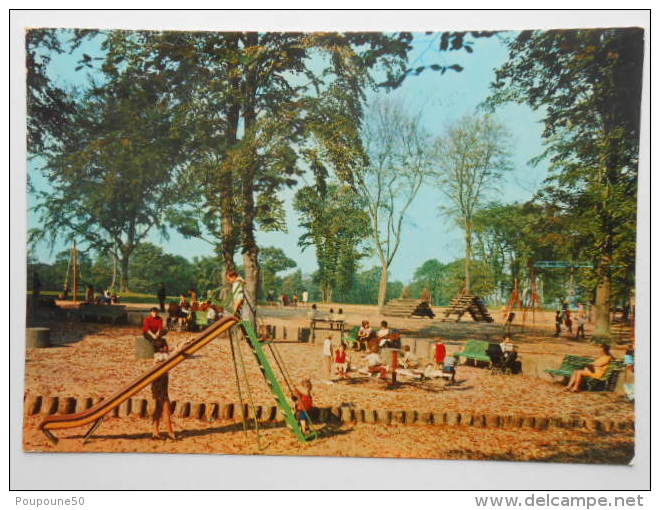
[39,316,239,443]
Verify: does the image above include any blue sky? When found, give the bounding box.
[28,31,549,284]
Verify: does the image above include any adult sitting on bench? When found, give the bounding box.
[143,307,169,353]
[565,343,613,393]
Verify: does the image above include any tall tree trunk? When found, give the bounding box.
[377,262,389,308]
[464,225,472,293]
[594,258,612,338]
[239,31,260,324]
[120,253,130,293]
[219,36,241,285]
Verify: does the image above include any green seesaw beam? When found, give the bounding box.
[240,320,317,443]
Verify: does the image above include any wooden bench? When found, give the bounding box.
[544,355,595,380]
[456,340,492,365]
[79,304,127,324]
[584,360,624,391]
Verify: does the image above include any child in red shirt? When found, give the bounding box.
[334,342,349,379]
[434,340,446,368]
[293,379,314,433]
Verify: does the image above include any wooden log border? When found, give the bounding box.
[23,394,634,434]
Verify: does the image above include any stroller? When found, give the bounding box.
[487,343,519,375]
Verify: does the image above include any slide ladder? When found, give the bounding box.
[239,320,315,443]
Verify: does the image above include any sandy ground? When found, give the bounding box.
[22,304,635,462]
[22,415,634,465]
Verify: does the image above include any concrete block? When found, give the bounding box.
[485,414,500,428]
[534,417,549,430]
[521,416,536,428]
[445,412,460,426]
[117,399,132,418]
[26,327,51,348]
[176,401,191,418]
[221,403,234,420]
[461,413,474,426]
[420,412,434,424]
[135,336,155,360]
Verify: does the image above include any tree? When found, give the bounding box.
[259,247,297,299]
[410,259,448,305]
[30,31,187,291]
[355,98,431,308]
[294,183,370,302]
[433,114,511,293]
[489,28,644,336]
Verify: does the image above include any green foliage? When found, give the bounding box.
[488,28,643,315]
[294,183,370,302]
[30,31,189,291]
[432,113,512,292]
[259,246,297,298]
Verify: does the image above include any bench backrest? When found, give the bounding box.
[558,355,593,369]
[345,326,360,341]
[463,340,489,355]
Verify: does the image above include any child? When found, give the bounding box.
[434,339,447,368]
[565,310,573,334]
[442,353,458,384]
[307,303,319,321]
[357,320,373,351]
[377,321,392,348]
[554,310,563,337]
[576,312,586,339]
[323,335,334,381]
[151,355,176,440]
[293,379,314,433]
[401,345,418,369]
[365,349,388,380]
[335,342,350,378]
[328,308,335,328]
[334,308,346,323]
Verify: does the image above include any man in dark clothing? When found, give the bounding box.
[157,283,167,312]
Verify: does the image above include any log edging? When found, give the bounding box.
[23,394,634,434]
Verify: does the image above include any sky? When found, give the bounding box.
[28,31,549,284]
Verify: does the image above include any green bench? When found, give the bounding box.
[343,326,360,349]
[584,360,624,391]
[544,355,595,380]
[193,311,209,331]
[456,340,492,365]
[79,304,127,324]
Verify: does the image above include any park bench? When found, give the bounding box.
[343,326,360,349]
[456,340,492,365]
[583,360,624,392]
[79,304,127,324]
[544,355,595,380]
[193,311,209,331]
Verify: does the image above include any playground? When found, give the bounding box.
[22,300,635,464]
[21,26,643,473]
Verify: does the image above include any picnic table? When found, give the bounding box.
[310,318,345,342]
